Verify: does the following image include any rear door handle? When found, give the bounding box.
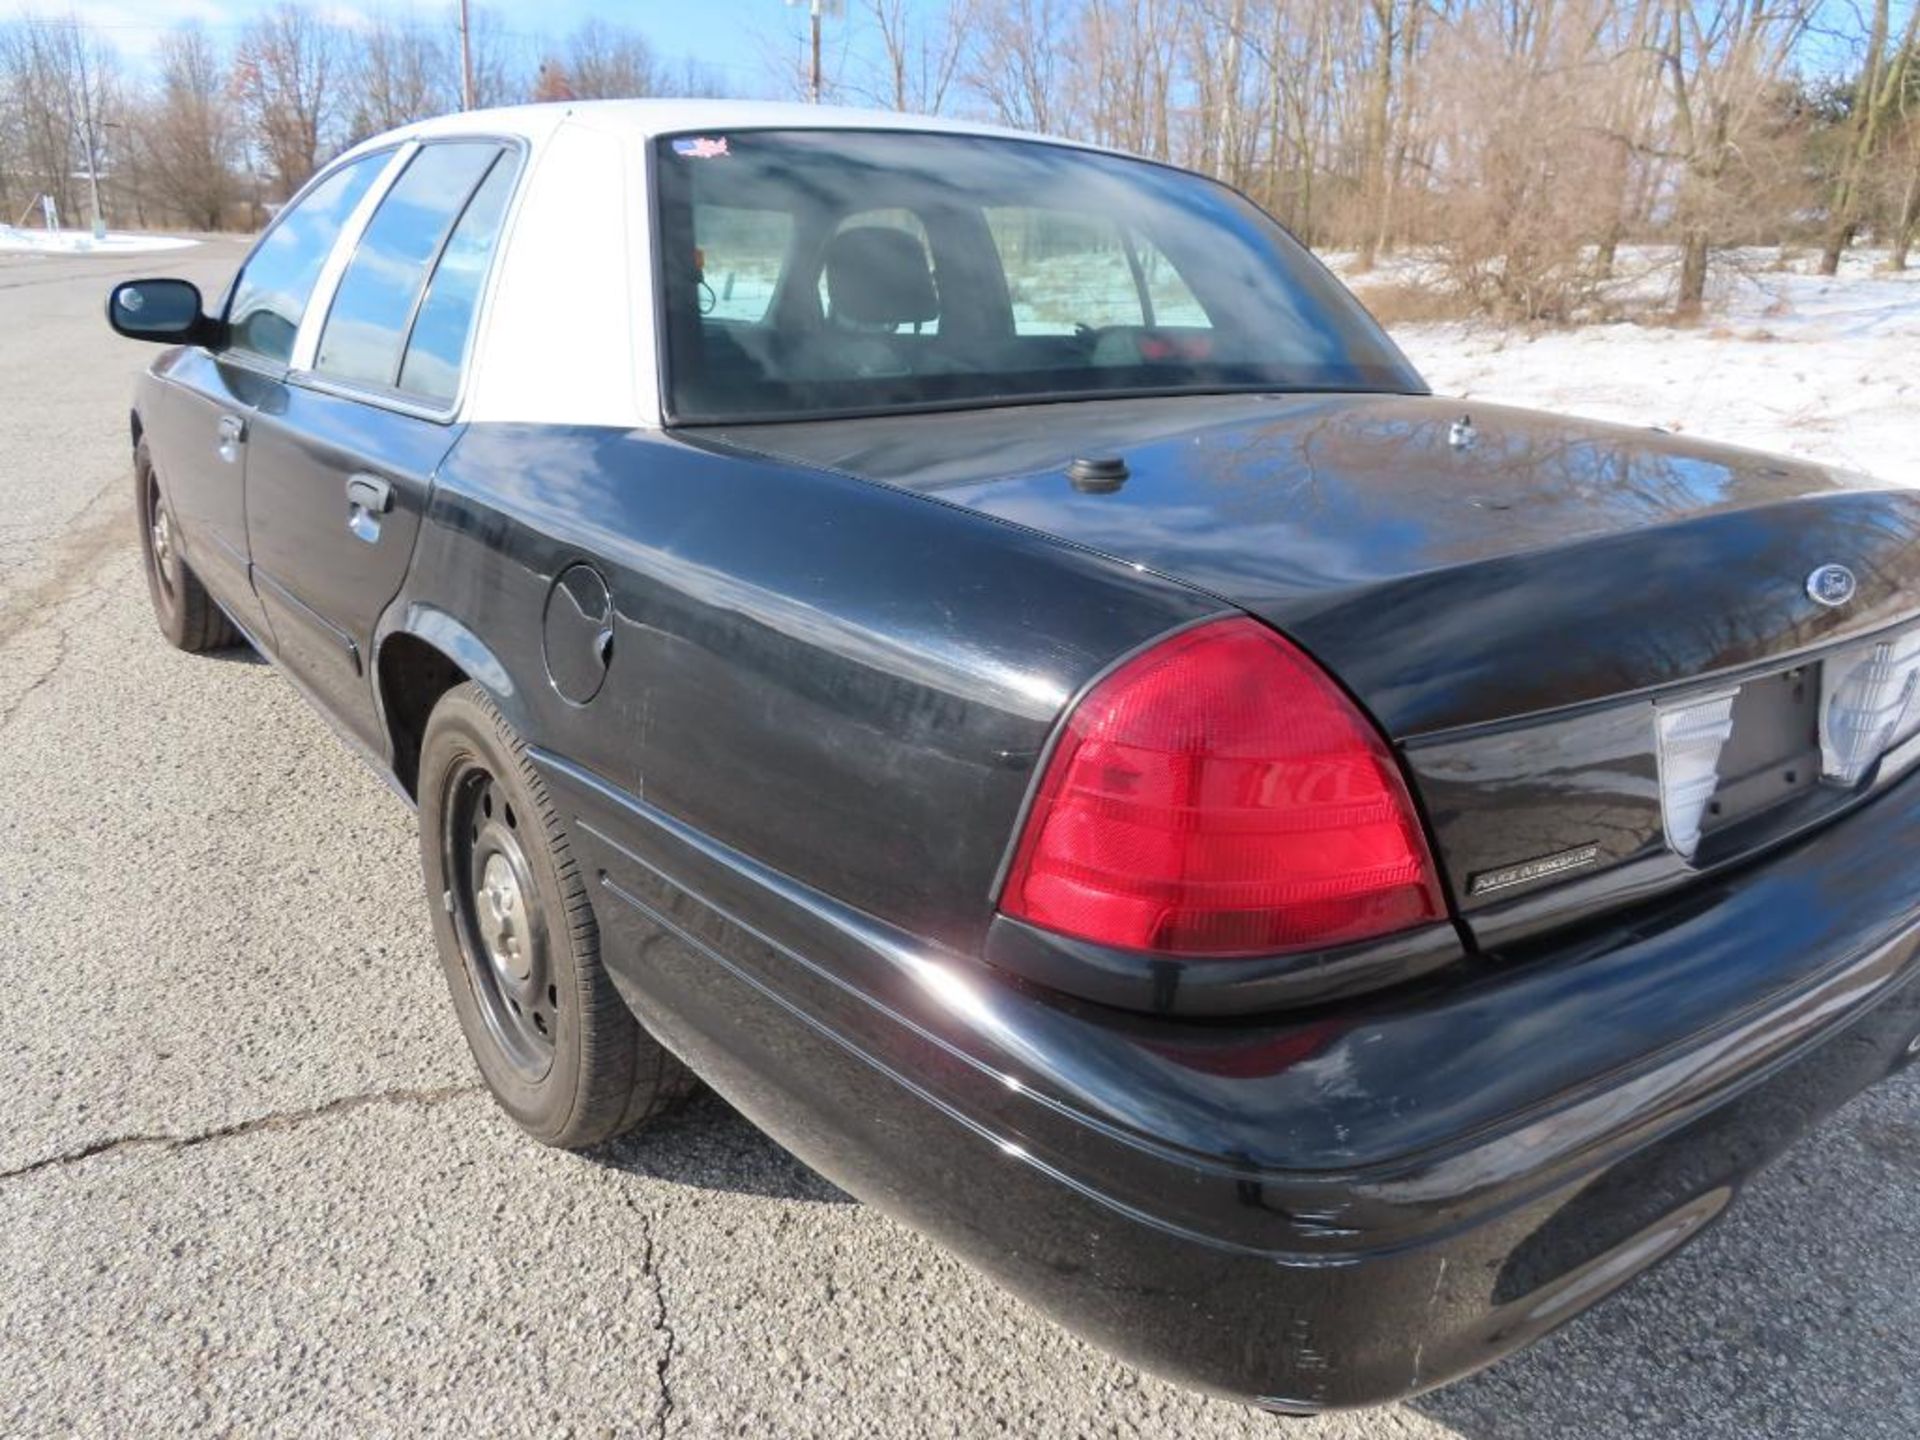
[216,414,245,463]
[346,473,393,514]
[346,472,393,543]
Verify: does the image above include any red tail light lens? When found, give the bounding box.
[998,617,1444,957]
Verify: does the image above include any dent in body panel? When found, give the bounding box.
[403,421,1219,941]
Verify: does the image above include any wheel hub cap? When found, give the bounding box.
[150,508,172,569]
[476,851,530,982]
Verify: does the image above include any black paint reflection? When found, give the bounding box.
[710,391,1912,737]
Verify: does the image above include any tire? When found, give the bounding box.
[418,681,694,1147]
[135,439,240,653]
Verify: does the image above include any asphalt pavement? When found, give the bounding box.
[1,240,1915,1439]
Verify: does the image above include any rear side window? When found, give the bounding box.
[315,142,504,394]
[398,157,519,404]
[226,154,386,364]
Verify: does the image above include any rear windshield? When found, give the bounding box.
[653,129,1423,423]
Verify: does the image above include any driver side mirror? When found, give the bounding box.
[106,278,220,347]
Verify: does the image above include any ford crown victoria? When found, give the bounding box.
[106,99,1920,1412]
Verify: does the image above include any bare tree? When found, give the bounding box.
[1423,0,1634,319]
[352,15,457,138]
[1595,0,1669,275]
[864,0,975,113]
[970,0,1073,132]
[232,4,346,197]
[1893,141,1920,267]
[1657,0,1814,312]
[0,19,78,221]
[1893,58,1920,267]
[1818,0,1920,272]
[463,6,525,109]
[131,24,241,230]
[564,18,661,98]
[1077,0,1187,159]
[1353,0,1401,270]
[531,56,576,102]
[0,16,121,227]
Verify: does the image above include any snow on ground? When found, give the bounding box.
[1338,247,1920,489]
[0,225,199,256]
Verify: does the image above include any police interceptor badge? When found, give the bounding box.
[1469,843,1603,897]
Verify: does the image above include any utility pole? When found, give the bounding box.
[75,35,106,237]
[785,0,832,102]
[459,0,476,110]
[810,0,822,103]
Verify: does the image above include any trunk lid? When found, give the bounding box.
[702,393,1920,939]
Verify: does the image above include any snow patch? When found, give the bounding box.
[1344,248,1920,489]
[0,226,201,256]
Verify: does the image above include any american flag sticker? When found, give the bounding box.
[672,136,731,159]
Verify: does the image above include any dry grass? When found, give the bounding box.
[1347,279,1482,326]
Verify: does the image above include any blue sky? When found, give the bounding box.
[7,0,1898,91]
[0,0,900,97]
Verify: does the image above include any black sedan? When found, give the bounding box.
[106,99,1920,1413]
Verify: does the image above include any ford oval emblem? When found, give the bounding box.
[1806,563,1857,608]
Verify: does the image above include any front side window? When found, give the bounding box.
[226,154,386,364]
[696,205,793,323]
[655,130,1422,423]
[316,142,504,394]
[986,208,1207,336]
[987,208,1140,334]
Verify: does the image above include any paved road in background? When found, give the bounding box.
[2,242,1916,1439]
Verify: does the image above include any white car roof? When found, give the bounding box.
[340,99,1105,164]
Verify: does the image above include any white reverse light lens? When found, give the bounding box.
[1819,630,1920,786]
[1656,689,1739,860]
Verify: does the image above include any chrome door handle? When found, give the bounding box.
[345,473,393,515]
[216,414,245,463]
[346,472,393,543]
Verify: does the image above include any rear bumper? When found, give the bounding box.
[537,748,1920,1410]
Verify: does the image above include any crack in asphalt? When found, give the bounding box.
[0,617,72,733]
[0,1083,484,1183]
[0,474,133,656]
[631,1197,680,1439]
[0,581,120,733]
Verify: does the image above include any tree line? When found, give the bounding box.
[0,8,721,236]
[3,1,1916,317]
[938,0,1920,313]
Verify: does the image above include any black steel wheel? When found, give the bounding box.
[135,438,238,653]
[444,760,558,1079]
[419,682,694,1147]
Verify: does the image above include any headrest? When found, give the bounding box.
[824,226,939,327]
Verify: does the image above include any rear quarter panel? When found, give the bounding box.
[393,423,1221,942]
